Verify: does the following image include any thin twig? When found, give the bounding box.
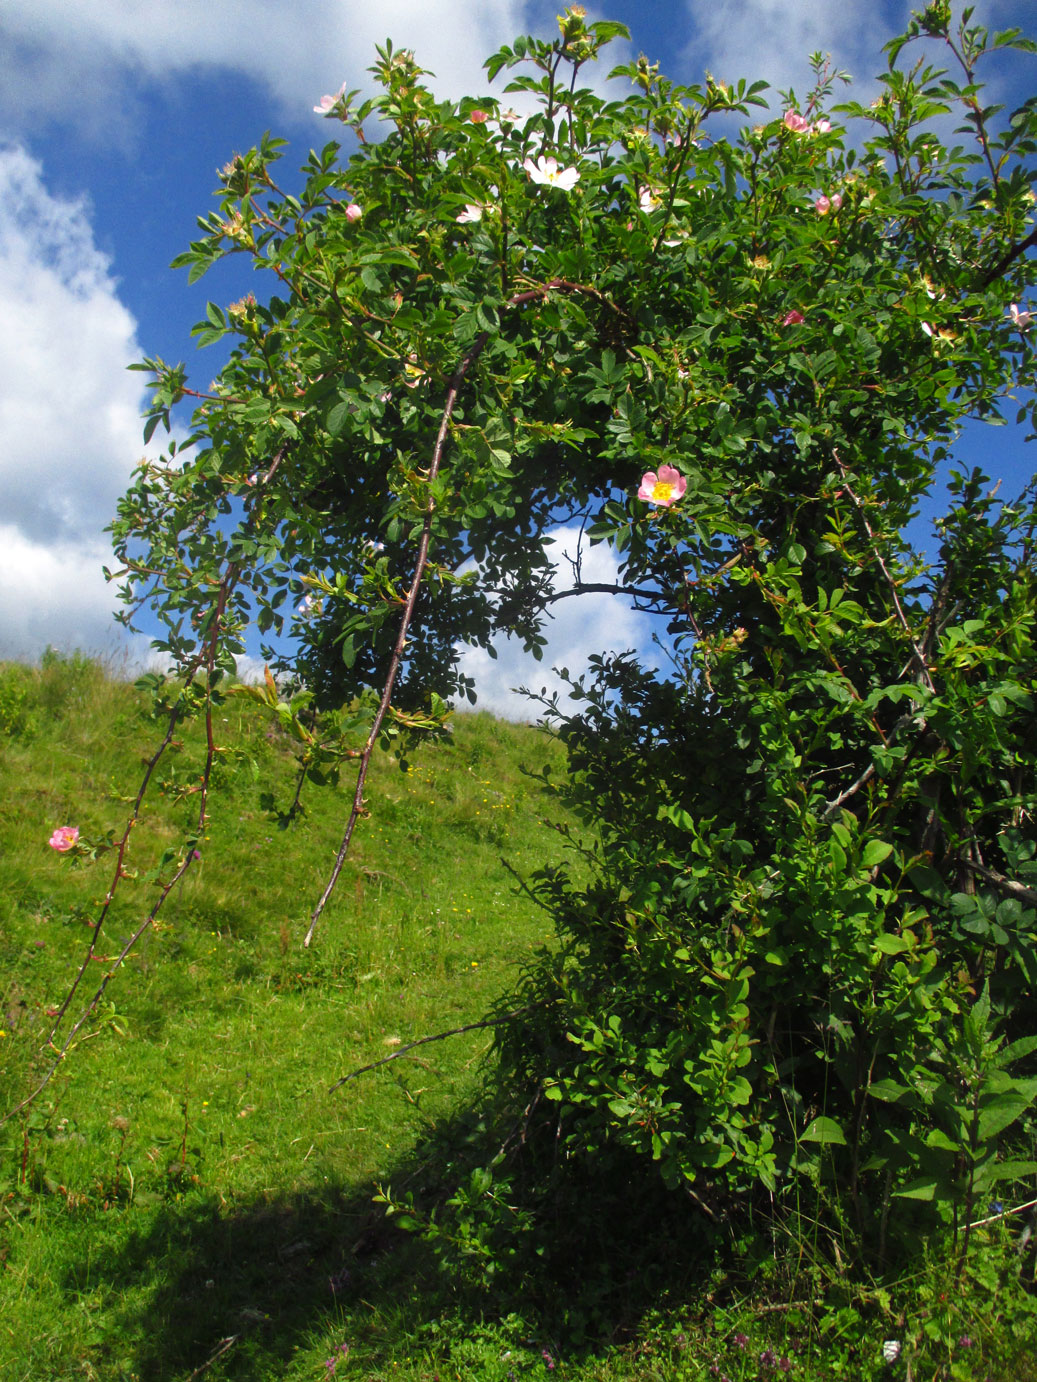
[963,1195,1037,1232]
[44,703,184,1040]
[508,276,635,328]
[328,1001,553,1092]
[820,762,877,821]
[541,581,669,606]
[185,1334,239,1380]
[753,1299,826,1315]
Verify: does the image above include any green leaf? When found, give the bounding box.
[873,933,912,955]
[978,1087,1037,1140]
[862,839,893,868]
[327,400,353,436]
[868,1078,912,1103]
[800,1116,847,1146]
[893,1178,938,1201]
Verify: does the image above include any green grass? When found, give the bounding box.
[1,654,1036,1381]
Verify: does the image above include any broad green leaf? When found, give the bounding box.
[801,1116,847,1146]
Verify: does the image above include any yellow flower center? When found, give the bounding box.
[651,480,674,503]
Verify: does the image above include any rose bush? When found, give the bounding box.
[29,3,1037,1267]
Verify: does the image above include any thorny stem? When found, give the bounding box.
[3,590,233,1127]
[944,26,1000,192]
[651,108,700,261]
[508,275,635,329]
[303,332,490,946]
[833,453,936,693]
[2,444,291,1127]
[42,706,184,1042]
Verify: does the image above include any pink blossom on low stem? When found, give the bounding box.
[344,203,362,223]
[469,109,488,124]
[638,465,687,507]
[813,117,831,134]
[49,826,79,852]
[782,309,805,326]
[830,192,843,211]
[815,195,831,216]
[456,203,485,224]
[783,109,811,134]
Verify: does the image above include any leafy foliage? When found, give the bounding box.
[32,3,1037,1276]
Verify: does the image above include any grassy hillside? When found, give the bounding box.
[0,654,577,1379]
[2,654,1036,1381]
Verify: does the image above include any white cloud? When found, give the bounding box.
[679,0,899,106]
[456,526,662,722]
[0,527,123,663]
[0,0,542,140]
[0,145,150,661]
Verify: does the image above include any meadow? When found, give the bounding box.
[1,654,1036,1381]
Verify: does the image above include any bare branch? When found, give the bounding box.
[821,762,877,821]
[328,1001,553,1092]
[541,581,669,607]
[960,859,1037,907]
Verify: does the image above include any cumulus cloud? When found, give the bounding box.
[0,0,553,141]
[678,0,901,107]
[456,527,664,722]
[0,145,149,661]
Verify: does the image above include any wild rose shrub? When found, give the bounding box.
[111,6,1037,1257]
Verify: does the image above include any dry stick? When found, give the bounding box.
[303,332,490,947]
[328,1002,552,1093]
[820,761,877,821]
[185,1335,240,1381]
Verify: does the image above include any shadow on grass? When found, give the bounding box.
[89,1113,722,1381]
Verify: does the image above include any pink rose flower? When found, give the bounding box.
[1008,302,1032,331]
[783,110,811,134]
[813,117,831,134]
[638,465,687,507]
[314,85,346,116]
[344,203,362,223]
[782,309,805,326]
[815,195,831,216]
[49,826,79,852]
[469,109,488,124]
[456,204,485,224]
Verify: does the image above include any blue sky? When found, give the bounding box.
[0,0,1033,715]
